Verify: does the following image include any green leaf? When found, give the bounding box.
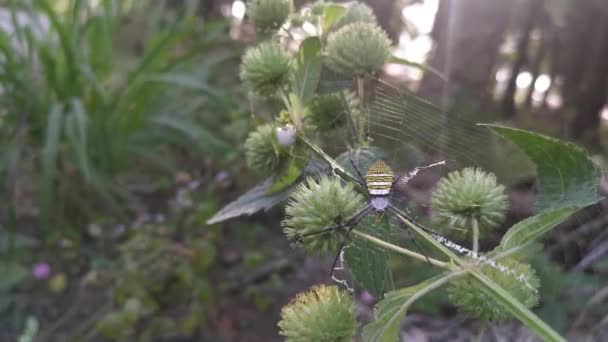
[206,177,293,225]
[207,162,326,224]
[0,262,28,291]
[293,37,322,105]
[362,273,455,342]
[388,55,447,82]
[487,125,602,212]
[40,105,64,232]
[317,66,352,94]
[344,215,390,298]
[336,147,385,182]
[267,159,304,194]
[493,207,578,256]
[322,4,347,32]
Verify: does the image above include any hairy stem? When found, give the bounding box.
[298,135,364,191]
[351,230,449,269]
[472,219,479,254]
[356,76,366,145]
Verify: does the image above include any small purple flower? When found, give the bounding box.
[276,124,296,146]
[214,171,230,184]
[359,290,376,305]
[32,262,51,280]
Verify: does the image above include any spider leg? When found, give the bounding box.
[387,203,445,236]
[393,160,446,188]
[383,204,434,265]
[408,228,433,266]
[292,203,373,243]
[348,150,367,188]
[328,204,374,277]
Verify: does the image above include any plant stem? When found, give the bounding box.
[392,210,566,342]
[351,230,449,269]
[280,88,300,128]
[299,137,564,341]
[472,219,479,254]
[356,76,366,145]
[298,135,364,192]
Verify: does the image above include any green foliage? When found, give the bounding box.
[205,2,604,342]
[344,215,390,298]
[293,37,322,105]
[487,125,602,212]
[0,0,238,231]
[447,259,540,322]
[362,274,452,342]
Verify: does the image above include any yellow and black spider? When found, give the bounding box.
[292,154,445,275]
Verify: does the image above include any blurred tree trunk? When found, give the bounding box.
[363,0,398,41]
[570,20,608,145]
[560,0,608,146]
[419,0,513,112]
[199,0,229,18]
[502,0,543,119]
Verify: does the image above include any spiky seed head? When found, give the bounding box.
[331,2,377,32]
[447,258,540,322]
[307,93,346,131]
[310,0,326,16]
[431,168,508,240]
[245,123,287,175]
[325,22,392,77]
[278,285,358,342]
[283,176,365,255]
[248,0,293,32]
[240,41,294,97]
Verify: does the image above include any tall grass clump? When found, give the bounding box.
[0,0,239,236]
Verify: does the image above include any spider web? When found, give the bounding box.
[365,78,535,185]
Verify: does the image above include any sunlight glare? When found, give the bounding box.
[516,71,533,88]
[401,0,439,35]
[534,74,551,93]
[232,1,246,20]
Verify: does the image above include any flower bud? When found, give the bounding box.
[325,22,391,77]
[276,124,297,146]
[240,41,294,97]
[431,168,508,240]
[307,93,347,131]
[283,176,365,255]
[447,258,539,322]
[279,285,358,342]
[332,2,377,32]
[245,123,288,174]
[248,0,293,32]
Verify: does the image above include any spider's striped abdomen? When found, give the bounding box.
[365,160,394,196]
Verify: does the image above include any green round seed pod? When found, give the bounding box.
[307,94,346,131]
[289,13,305,27]
[332,2,377,32]
[245,123,286,175]
[431,168,508,240]
[248,0,293,32]
[310,1,326,16]
[447,258,540,322]
[279,285,358,342]
[283,176,365,255]
[240,41,294,97]
[325,22,392,77]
